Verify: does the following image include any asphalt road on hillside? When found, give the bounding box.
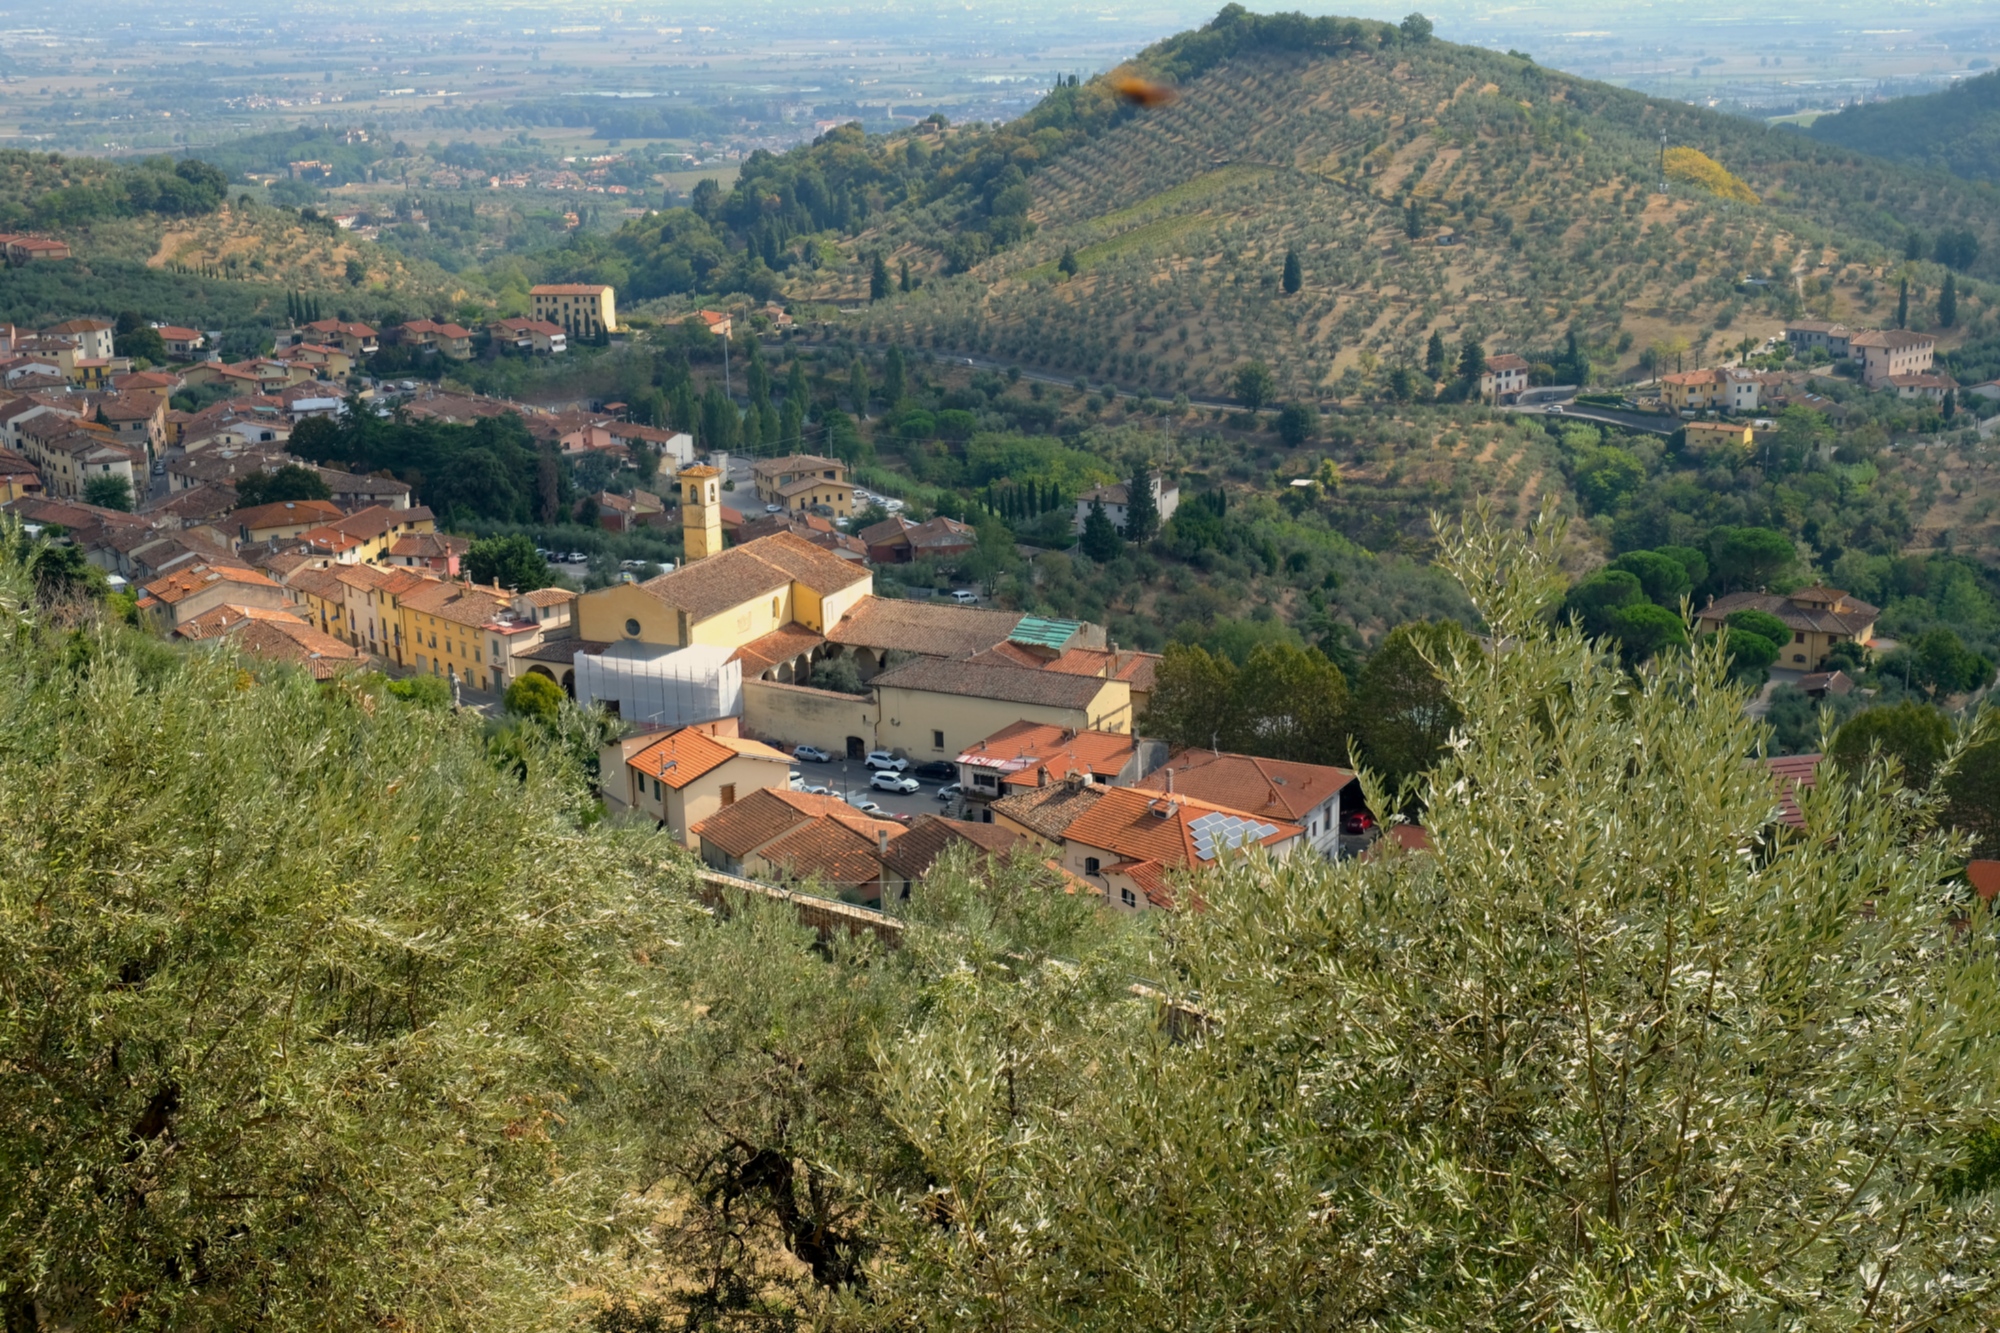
[1500,403,1679,435]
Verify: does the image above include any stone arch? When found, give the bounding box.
[560,668,575,698]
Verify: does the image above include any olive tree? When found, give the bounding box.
[0,566,688,1333]
[874,504,2000,1329]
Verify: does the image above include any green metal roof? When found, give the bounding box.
[1008,616,1082,650]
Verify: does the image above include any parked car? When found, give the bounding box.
[802,785,831,797]
[911,760,956,781]
[764,503,783,513]
[847,797,886,816]
[864,750,908,772]
[788,770,804,789]
[950,589,978,605]
[793,744,831,763]
[935,782,963,803]
[871,771,921,794]
[1340,810,1377,837]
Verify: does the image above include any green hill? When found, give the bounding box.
[806,7,2000,400]
[1807,70,2000,184]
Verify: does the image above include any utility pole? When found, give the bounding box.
[1659,131,1669,195]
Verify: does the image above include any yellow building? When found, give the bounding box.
[1694,585,1878,672]
[1682,420,1754,453]
[400,581,513,683]
[871,657,1134,759]
[530,284,618,339]
[576,530,871,655]
[605,722,793,845]
[752,454,852,516]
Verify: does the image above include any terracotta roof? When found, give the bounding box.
[141,562,280,605]
[522,586,576,607]
[872,656,1113,710]
[690,787,890,857]
[755,817,899,889]
[1848,329,1935,349]
[531,283,611,295]
[176,602,307,640]
[230,617,363,678]
[824,597,1024,657]
[1133,749,1353,824]
[988,778,1107,840]
[956,720,1137,787]
[879,815,1030,882]
[401,580,511,629]
[1102,858,1179,908]
[627,726,788,790]
[634,531,866,622]
[234,498,343,531]
[751,452,843,479]
[858,514,917,546]
[1484,354,1530,372]
[1041,647,1162,692]
[1701,589,1878,637]
[1768,753,1821,829]
[287,566,351,603]
[1059,785,1301,870]
[728,623,827,676]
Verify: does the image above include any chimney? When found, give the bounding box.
[877,827,890,856]
[1164,767,1173,794]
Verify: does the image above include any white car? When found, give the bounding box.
[950,589,978,604]
[764,503,783,513]
[935,782,962,803]
[864,750,908,772]
[847,796,886,816]
[802,784,832,796]
[871,771,920,794]
[788,770,804,789]
[793,744,831,763]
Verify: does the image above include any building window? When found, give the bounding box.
[1085,857,1101,876]
[719,784,736,806]
[625,617,642,637]
[653,777,662,799]
[1120,888,1137,908]
[932,730,945,750]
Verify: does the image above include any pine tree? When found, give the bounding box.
[869,254,890,301]
[1282,248,1302,295]
[1897,277,1910,330]
[1426,330,1448,381]
[1939,272,1958,329]
[1080,498,1121,561]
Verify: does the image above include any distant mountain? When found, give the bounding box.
[763,7,2000,401]
[1807,70,2000,183]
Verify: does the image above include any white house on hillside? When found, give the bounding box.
[1073,475,1180,535]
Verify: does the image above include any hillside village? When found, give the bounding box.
[3,261,1977,919]
[0,283,1413,913]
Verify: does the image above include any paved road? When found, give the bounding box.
[788,756,964,823]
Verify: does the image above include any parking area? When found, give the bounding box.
[786,755,964,823]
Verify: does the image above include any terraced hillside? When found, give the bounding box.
[817,14,2000,403]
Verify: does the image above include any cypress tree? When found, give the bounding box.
[849,355,870,419]
[883,345,906,407]
[869,254,890,301]
[1282,248,1302,295]
[1939,272,1958,329]
[1426,330,1448,381]
[1896,277,1909,330]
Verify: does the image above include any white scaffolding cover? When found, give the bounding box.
[573,641,741,727]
